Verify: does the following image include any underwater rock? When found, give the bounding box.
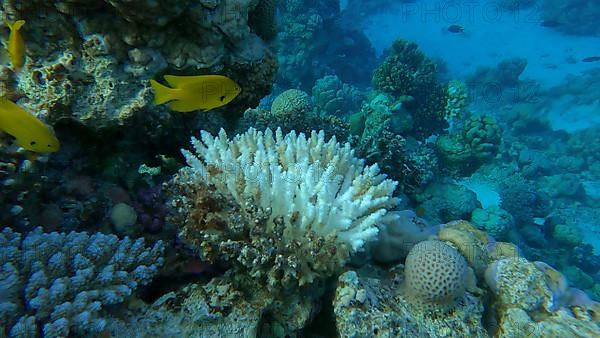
[371,209,439,264]
[439,220,491,278]
[333,268,487,337]
[4,0,277,130]
[414,182,481,224]
[485,256,600,337]
[471,206,514,239]
[106,279,262,337]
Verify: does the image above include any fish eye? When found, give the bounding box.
[30,141,36,146]
[47,144,52,148]
[220,95,226,102]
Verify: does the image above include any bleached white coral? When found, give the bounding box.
[180,127,399,252]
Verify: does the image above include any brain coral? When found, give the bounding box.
[270,89,314,118]
[404,240,468,310]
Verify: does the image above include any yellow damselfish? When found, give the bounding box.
[7,20,26,71]
[0,98,60,153]
[150,75,242,112]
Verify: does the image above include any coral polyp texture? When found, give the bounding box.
[0,227,165,337]
[403,239,468,311]
[170,127,400,291]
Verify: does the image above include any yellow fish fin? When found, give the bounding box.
[150,79,177,105]
[168,100,205,113]
[163,75,206,88]
[8,20,26,31]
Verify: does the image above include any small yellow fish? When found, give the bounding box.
[150,75,242,112]
[0,98,60,153]
[7,20,26,71]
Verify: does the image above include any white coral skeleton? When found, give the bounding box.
[180,127,400,252]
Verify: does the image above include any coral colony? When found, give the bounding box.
[1,0,600,337]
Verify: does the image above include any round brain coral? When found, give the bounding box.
[404,240,468,310]
[271,89,314,118]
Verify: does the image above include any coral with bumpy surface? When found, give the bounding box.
[170,127,399,290]
[372,40,436,96]
[270,89,314,118]
[436,115,502,174]
[463,115,502,161]
[404,240,468,311]
[372,39,449,139]
[334,268,487,337]
[0,227,165,337]
[312,75,365,117]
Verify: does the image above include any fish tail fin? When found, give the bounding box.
[150,79,175,105]
[8,20,26,32]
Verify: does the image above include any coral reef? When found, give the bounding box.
[333,220,599,337]
[1,0,277,129]
[312,74,365,117]
[168,127,399,334]
[371,210,439,264]
[436,115,502,175]
[333,268,488,337]
[352,93,440,191]
[403,240,469,312]
[106,280,263,337]
[277,0,377,90]
[0,227,165,337]
[372,39,449,139]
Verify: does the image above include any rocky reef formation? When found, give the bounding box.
[1,0,278,129]
[276,0,377,91]
[334,220,600,337]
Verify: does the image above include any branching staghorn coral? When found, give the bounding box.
[169,128,399,291]
[0,227,165,337]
